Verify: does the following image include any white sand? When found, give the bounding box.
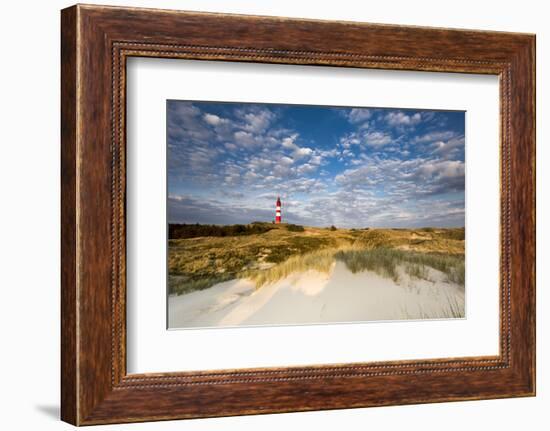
[168,261,465,329]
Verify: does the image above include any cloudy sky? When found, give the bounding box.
[167,100,465,228]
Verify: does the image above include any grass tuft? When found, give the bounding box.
[168,274,234,296]
[405,263,430,280]
[335,248,399,281]
[244,248,338,289]
[334,248,464,286]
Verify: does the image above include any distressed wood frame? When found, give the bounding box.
[61,4,536,425]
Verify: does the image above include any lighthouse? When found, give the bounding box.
[275,196,282,224]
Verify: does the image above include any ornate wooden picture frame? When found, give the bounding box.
[61,4,535,425]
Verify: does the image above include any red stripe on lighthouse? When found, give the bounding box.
[275,196,282,224]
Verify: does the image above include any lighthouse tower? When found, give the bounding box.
[275,196,282,224]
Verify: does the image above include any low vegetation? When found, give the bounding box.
[169,273,234,296]
[244,248,338,288]
[168,224,465,295]
[169,222,274,239]
[334,248,465,286]
[286,224,305,232]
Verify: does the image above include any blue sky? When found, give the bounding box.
[167,100,465,228]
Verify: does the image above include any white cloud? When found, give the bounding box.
[385,111,422,127]
[414,130,457,143]
[340,130,393,148]
[432,136,465,158]
[297,163,317,175]
[293,147,313,158]
[244,171,259,180]
[280,156,294,165]
[281,134,299,149]
[346,108,372,124]
[319,149,339,158]
[364,131,393,147]
[310,155,323,165]
[203,113,227,126]
[335,156,464,198]
[233,131,257,148]
[339,134,361,149]
[418,160,465,180]
[167,102,212,148]
[240,108,275,133]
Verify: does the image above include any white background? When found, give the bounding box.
[0,0,547,430]
[127,59,499,373]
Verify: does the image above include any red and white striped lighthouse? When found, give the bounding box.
[275,196,282,224]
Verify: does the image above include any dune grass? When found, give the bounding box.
[243,248,339,289]
[242,246,465,289]
[400,292,465,319]
[335,248,400,281]
[405,263,430,281]
[168,274,236,296]
[334,248,465,287]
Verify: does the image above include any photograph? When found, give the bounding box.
[50,2,537,426]
[167,100,466,329]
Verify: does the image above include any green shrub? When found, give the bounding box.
[286,224,305,232]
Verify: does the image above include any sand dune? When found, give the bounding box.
[168,261,465,329]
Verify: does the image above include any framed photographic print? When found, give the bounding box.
[61,4,536,425]
[164,101,468,330]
